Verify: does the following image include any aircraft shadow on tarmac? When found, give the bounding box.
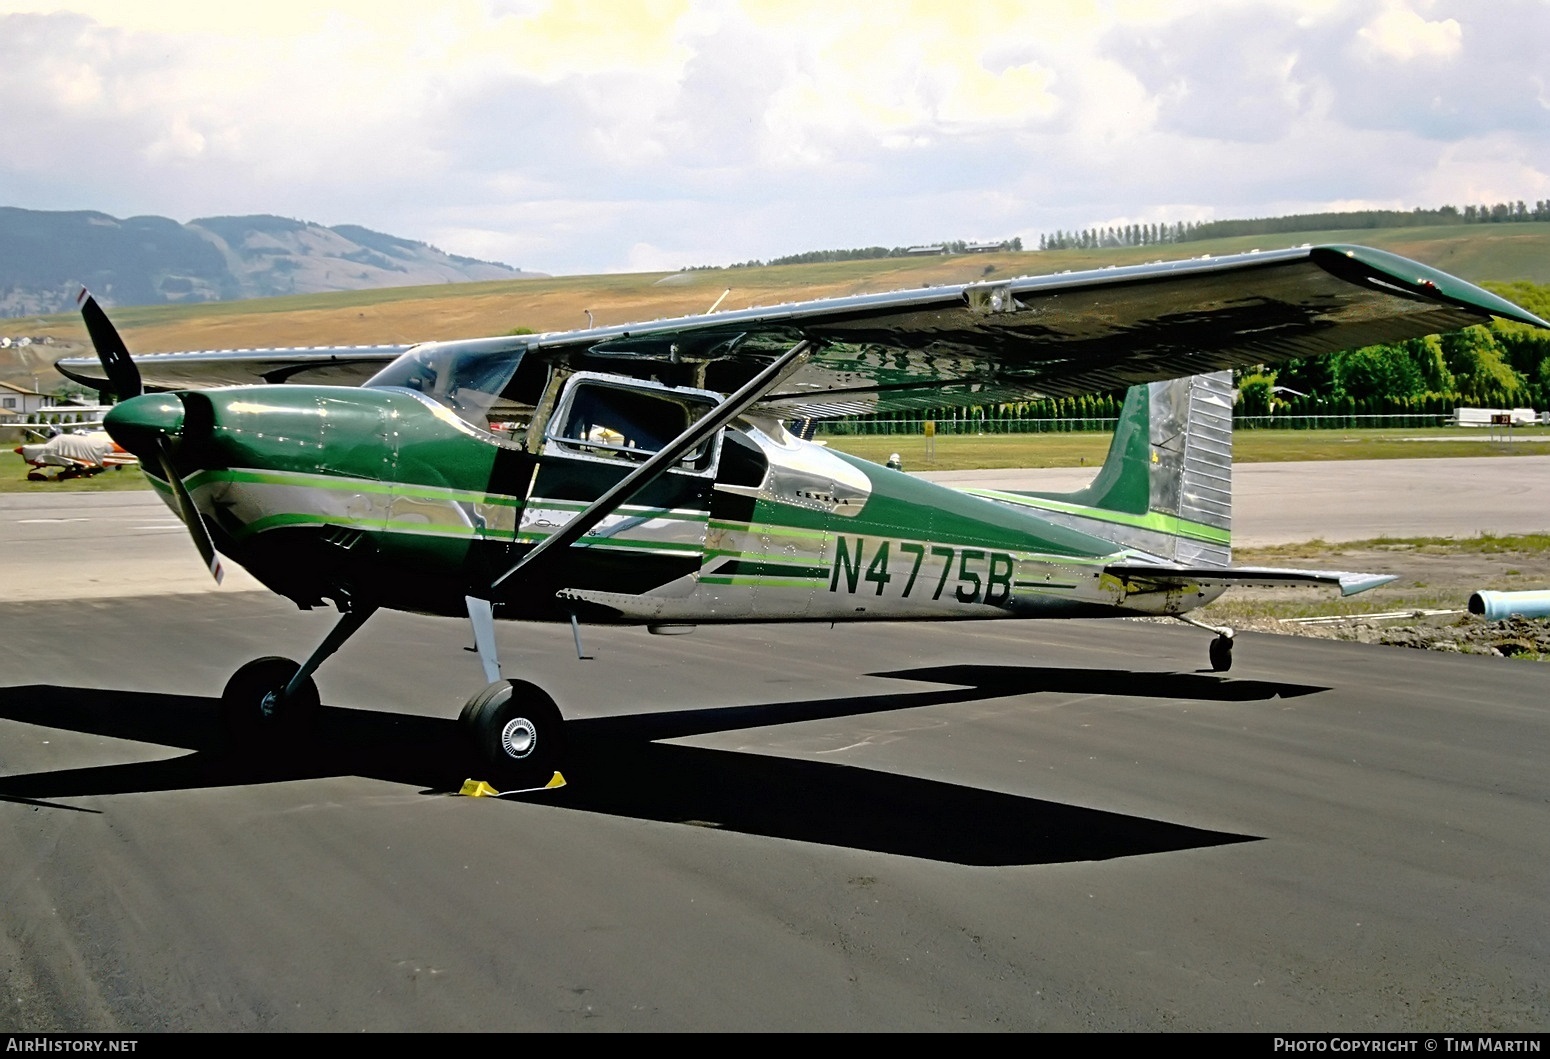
[0,665,1326,866]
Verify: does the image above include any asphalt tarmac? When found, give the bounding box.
[1,461,1547,1031]
[922,454,1550,546]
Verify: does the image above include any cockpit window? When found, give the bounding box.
[366,343,537,440]
[551,381,716,470]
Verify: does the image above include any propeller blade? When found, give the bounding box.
[76,289,142,400]
[155,437,224,584]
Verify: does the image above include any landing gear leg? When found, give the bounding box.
[1173,613,1235,673]
[223,603,377,741]
[459,597,568,790]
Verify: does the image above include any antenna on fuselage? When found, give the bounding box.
[706,288,731,314]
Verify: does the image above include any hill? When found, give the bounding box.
[4,221,1548,392]
[0,208,544,317]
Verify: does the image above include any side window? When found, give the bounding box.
[718,429,769,488]
[554,383,714,469]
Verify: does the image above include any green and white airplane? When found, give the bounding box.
[59,246,1549,789]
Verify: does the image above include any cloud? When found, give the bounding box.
[1355,3,1461,62]
[0,1,1545,274]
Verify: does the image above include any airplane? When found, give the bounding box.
[55,245,1550,790]
[13,427,138,480]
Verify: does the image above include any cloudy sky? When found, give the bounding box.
[2,0,1546,275]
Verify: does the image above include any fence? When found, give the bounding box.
[814,413,1475,436]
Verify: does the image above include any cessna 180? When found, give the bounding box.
[57,246,1549,789]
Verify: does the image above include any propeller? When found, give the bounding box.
[155,435,224,584]
[78,289,223,583]
[76,289,142,400]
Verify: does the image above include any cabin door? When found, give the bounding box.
[523,373,723,596]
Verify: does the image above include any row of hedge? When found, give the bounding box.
[818,386,1550,436]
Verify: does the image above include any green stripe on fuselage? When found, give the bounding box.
[182,466,520,507]
[168,467,702,554]
[708,559,827,579]
[793,452,1129,559]
[708,519,828,542]
[962,488,1231,545]
[698,575,824,588]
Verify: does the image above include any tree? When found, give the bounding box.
[1484,282,1550,386]
[1236,372,1276,417]
[1441,326,1523,401]
[1275,355,1336,398]
[1400,336,1454,394]
[1331,340,1455,401]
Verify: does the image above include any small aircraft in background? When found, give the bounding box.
[56,246,1549,789]
[14,427,138,480]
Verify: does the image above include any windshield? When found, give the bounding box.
[366,342,531,435]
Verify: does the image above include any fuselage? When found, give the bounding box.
[109,374,1222,624]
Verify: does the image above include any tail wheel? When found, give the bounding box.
[1208,635,1234,673]
[223,656,319,743]
[464,679,566,790]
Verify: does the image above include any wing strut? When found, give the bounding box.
[489,338,816,592]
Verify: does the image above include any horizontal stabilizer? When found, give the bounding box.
[1106,562,1396,597]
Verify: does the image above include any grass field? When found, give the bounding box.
[1195,532,1550,639]
[821,427,1550,470]
[0,450,150,492]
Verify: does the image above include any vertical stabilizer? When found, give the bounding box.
[983,371,1234,564]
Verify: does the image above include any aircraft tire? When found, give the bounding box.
[465,680,566,790]
[1209,635,1233,673]
[222,656,320,745]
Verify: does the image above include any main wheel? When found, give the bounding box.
[464,679,566,790]
[222,656,320,743]
[1208,635,1234,673]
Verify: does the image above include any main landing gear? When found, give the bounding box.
[460,679,568,790]
[218,596,570,789]
[1174,613,1235,672]
[459,596,568,789]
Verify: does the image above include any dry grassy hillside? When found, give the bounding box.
[5,223,1548,388]
[3,253,1027,359]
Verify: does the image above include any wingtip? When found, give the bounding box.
[1338,572,1399,597]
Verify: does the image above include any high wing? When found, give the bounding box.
[56,344,416,391]
[55,245,1549,413]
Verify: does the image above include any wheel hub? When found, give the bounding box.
[500,717,537,759]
